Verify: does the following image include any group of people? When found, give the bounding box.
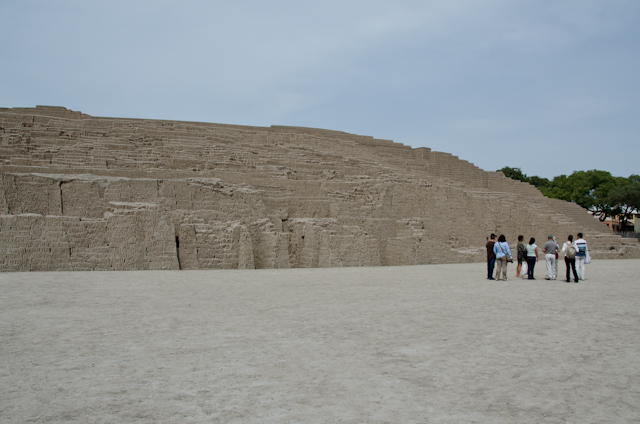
[485,233,590,282]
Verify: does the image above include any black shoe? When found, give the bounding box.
[545,277,551,280]
[488,277,495,280]
[574,280,579,283]
[566,280,571,283]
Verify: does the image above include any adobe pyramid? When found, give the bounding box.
[1,106,637,271]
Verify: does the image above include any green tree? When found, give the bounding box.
[498,166,528,183]
[608,180,640,230]
[540,170,629,222]
[498,167,549,188]
[527,175,550,189]
[499,167,637,225]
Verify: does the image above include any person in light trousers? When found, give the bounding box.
[574,232,589,280]
[493,234,513,281]
[542,234,559,280]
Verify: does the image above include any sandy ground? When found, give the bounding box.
[1,260,639,424]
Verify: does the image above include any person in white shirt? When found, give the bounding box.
[561,235,579,283]
[574,233,589,281]
[525,238,540,280]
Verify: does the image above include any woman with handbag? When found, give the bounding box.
[493,234,513,281]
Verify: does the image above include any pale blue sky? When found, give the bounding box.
[2,0,639,179]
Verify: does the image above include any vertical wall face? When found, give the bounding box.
[0,106,637,272]
[0,211,179,271]
[1,174,62,215]
[175,222,255,270]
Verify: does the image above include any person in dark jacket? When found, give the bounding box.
[486,234,496,280]
[562,234,579,283]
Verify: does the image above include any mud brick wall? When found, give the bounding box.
[0,211,178,271]
[1,106,638,271]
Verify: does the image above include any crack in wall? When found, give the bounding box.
[1,178,9,214]
[58,181,64,215]
[175,235,182,270]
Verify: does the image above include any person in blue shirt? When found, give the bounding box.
[493,234,513,281]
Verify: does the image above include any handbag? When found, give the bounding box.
[498,242,513,263]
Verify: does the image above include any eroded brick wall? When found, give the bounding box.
[1,106,637,271]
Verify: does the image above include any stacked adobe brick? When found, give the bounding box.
[1,106,637,271]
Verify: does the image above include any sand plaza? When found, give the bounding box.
[2,259,639,423]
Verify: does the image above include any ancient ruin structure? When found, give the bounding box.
[1,106,638,271]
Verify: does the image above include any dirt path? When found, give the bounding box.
[2,260,639,423]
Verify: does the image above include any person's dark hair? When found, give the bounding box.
[518,235,523,241]
[568,235,573,241]
[498,235,506,243]
[577,232,583,238]
[529,237,535,245]
[490,233,496,239]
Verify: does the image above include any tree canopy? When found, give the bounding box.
[496,167,549,188]
[608,178,640,230]
[497,167,639,229]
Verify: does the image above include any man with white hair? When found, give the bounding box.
[543,234,559,280]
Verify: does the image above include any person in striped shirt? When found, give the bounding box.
[574,233,589,281]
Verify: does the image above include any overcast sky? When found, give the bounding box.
[3,0,639,179]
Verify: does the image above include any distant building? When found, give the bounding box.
[603,215,636,232]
